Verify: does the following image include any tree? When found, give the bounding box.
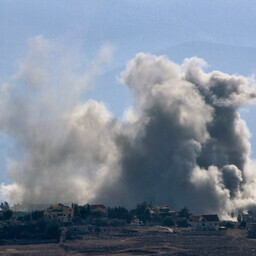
[79,204,91,219]
[31,211,44,221]
[92,210,105,218]
[144,207,151,222]
[23,213,32,222]
[178,207,191,219]
[107,206,132,223]
[2,209,13,220]
[0,201,10,211]
[45,221,60,240]
[135,201,152,222]
[72,203,80,217]
[176,219,189,227]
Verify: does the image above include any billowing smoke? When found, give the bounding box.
[1,36,256,217]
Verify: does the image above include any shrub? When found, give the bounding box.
[176,219,189,227]
[108,206,132,223]
[2,210,13,220]
[72,216,82,225]
[23,213,32,222]
[225,222,234,229]
[95,227,101,233]
[31,211,44,221]
[163,216,175,227]
[45,221,60,240]
[92,210,105,218]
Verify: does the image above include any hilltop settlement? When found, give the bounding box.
[0,200,256,244]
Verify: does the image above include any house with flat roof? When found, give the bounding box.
[44,203,73,222]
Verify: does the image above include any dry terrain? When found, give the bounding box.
[0,226,256,255]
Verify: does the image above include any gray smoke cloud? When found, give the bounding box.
[1,36,256,217]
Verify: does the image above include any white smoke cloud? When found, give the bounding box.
[0,36,116,205]
[1,36,256,217]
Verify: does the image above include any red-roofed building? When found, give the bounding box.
[189,214,220,231]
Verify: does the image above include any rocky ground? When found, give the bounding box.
[0,226,256,255]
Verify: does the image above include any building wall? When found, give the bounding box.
[44,204,73,222]
[190,221,219,231]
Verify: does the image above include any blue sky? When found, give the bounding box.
[1,0,256,185]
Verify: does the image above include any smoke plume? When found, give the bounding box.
[1,36,256,217]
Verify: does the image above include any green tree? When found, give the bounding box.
[45,221,60,240]
[72,203,80,217]
[144,207,151,221]
[136,202,150,214]
[23,213,32,222]
[107,206,132,223]
[178,207,191,219]
[176,219,189,227]
[2,209,13,220]
[31,210,44,221]
[135,201,152,222]
[92,210,105,218]
[0,201,9,211]
[78,204,91,219]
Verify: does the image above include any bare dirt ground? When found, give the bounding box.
[1,226,256,256]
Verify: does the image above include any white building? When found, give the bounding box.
[189,214,219,231]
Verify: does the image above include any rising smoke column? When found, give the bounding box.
[1,37,256,217]
[0,36,118,204]
[95,54,256,216]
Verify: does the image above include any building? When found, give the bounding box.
[44,203,73,222]
[240,213,256,223]
[149,205,177,220]
[189,214,220,231]
[85,204,107,214]
[152,205,177,219]
[159,205,171,216]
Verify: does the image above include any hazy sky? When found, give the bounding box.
[1,0,256,190]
